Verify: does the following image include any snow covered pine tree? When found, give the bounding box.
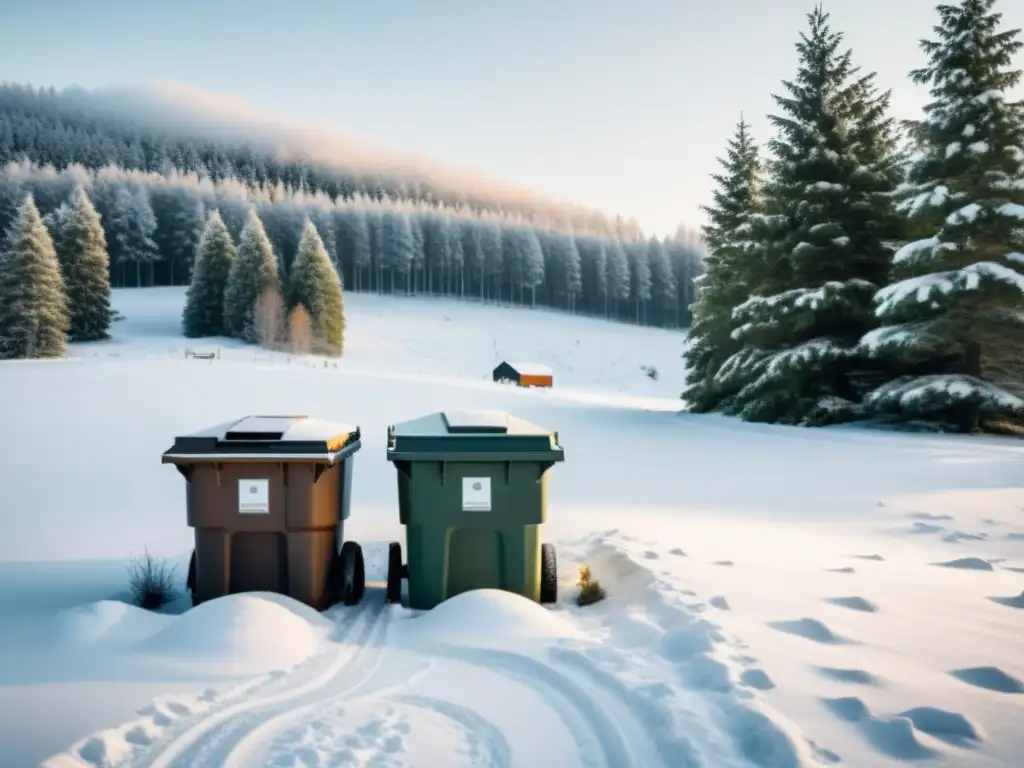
[0,195,69,358]
[287,219,345,356]
[58,187,114,341]
[683,115,763,412]
[861,0,1024,431]
[182,210,236,338]
[715,7,903,425]
[224,210,281,343]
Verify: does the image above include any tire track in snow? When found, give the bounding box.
[396,694,513,768]
[217,597,396,768]
[410,642,635,768]
[550,645,712,767]
[137,596,385,768]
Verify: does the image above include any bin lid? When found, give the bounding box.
[162,415,361,464]
[387,409,564,462]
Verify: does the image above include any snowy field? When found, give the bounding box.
[1,287,1022,768]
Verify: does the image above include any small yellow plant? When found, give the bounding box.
[576,564,606,607]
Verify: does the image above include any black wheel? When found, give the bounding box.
[386,542,403,604]
[540,543,557,604]
[354,545,366,603]
[337,541,363,606]
[186,549,197,606]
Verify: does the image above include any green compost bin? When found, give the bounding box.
[385,409,565,610]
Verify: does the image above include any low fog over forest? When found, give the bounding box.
[0,83,705,327]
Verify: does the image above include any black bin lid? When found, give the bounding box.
[225,416,299,441]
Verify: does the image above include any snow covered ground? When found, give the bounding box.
[1,287,1022,768]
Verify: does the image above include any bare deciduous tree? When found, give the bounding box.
[287,304,313,355]
[254,286,285,350]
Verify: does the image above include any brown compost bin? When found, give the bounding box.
[161,415,364,610]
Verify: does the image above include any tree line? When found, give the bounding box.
[0,83,665,243]
[684,0,1024,433]
[0,188,346,359]
[0,162,705,330]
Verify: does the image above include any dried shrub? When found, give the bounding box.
[576,564,606,607]
[127,549,179,610]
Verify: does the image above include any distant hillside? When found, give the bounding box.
[0,82,661,240]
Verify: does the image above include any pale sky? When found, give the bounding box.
[1,0,1022,236]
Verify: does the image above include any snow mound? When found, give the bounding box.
[240,590,337,631]
[768,617,850,644]
[404,589,586,647]
[822,697,939,760]
[582,542,657,601]
[50,600,171,647]
[814,667,882,686]
[899,706,983,744]
[950,666,1024,694]
[823,596,878,613]
[724,701,828,768]
[932,557,994,571]
[134,593,324,671]
[989,591,1024,609]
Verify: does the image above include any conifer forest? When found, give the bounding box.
[685,0,1024,433]
[0,0,1022,434]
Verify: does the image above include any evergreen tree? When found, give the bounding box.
[259,201,305,275]
[668,230,704,327]
[182,210,236,337]
[605,239,631,318]
[420,212,447,295]
[860,0,1024,430]
[334,207,371,291]
[460,218,483,298]
[519,227,546,306]
[627,242,652,322]
[0,171,25,236]
[447,216,465,296]
[42,200,73,267]
[714,8,903,425]
[409,211,426,292]
[479,220,503,301]
[563,234,583,312]
[683,119,765,411]
[309,206,338,266]
[150,183,205,285]
[59,187,113,341]
[382,210,414,293]
[224,210,281,342]
[501,224,524,303]
[97,180,160,288]
[287,219,345,356]
[0,195,69,358]
[577,236,608,315]
[647,236,676,325]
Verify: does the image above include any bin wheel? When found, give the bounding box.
[338,541,363,606]
[186,550,197,606]
[540,543,557,604]
[354,545,366,603]
[386,542,403,604]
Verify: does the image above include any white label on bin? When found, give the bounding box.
[462,477,491,511]
[238,478,269,514]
